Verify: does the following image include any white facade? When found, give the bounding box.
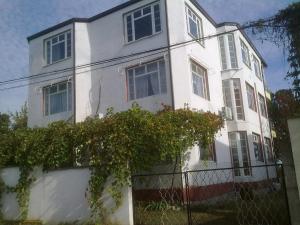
[27,0,272,179]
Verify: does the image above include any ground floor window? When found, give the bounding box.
[252,133,264,162]
[199,142,216,162]
[43,81,72,116]
[228,131,251,176]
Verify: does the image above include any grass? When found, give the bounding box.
[133,191,290,225]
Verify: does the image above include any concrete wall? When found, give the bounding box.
[0,167,133,225]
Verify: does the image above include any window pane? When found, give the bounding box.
[143,6,151,15]
[228,34,238,68]
[67,32,71,57]
[126,15,133,42]
[253,133,264,162]
[189,18,198,38]
[154,4,161,32]
[44,88,49,116]
[233,79,244,120]
[193,73,204,97]
[50,91,67,114]
[135,73,159,98]
[134,15,153,40]
[134,10,142,18]
[219,36,227,70]
[159,61,167,94]
[246,84,256,111]
[68,82,72,111]
[46,41,51,64]
[52,42,65,62]
[128,70,135,100]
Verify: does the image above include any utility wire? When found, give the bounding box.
[0,20,286,91]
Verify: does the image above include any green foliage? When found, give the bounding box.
[267,89,300,156]
[0,105,223,222]
[251,3,300,98]
[0,113,10,134]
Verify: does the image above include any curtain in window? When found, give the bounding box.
[50,91,67,115]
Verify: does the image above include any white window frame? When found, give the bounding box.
[43,81,72,116]
[228,131,252,177]
[253,55,262,79]
[246,83,257,112]
[222,79,245,121]
[240,39,251,68]
[252,132,264,162]
[124,2,161,43]
[44,30,72,65]
[186,6,204,46]
[191,60,209,100]
[127,59,167,100]
[218,34,238,70]
[258,93,267,118]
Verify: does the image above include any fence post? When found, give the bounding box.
[184,172,192,225]
[280,164,292,225]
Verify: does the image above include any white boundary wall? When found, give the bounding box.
[0,167,133,225]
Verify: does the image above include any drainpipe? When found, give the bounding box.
[164,0,175,110]
[72,22,76,123]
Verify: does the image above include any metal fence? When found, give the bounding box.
[132,164,291,225]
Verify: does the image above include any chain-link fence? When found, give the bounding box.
[132,164,291,225]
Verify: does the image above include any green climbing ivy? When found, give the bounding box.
[0,105,223,223]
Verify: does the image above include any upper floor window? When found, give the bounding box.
[222,79,245,121]
[258,93,267,118]
[127,59,167,100]
[252,133,264,162]
[125,3,161,43]
[218,34,238,70]
[240,39,251,68]
[253,55,262,79]
[45,31,71,65]
[186,7,204,46]
[191,61,209,100]
[43,81,72,116]
[246,83,257,112]
[199,142,216,162]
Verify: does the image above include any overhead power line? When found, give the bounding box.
[0,19,284,91]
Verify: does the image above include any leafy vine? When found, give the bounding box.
[0,105,223,223]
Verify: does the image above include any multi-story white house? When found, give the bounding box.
[27,0,273,180]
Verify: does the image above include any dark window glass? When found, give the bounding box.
[134,15,153,40]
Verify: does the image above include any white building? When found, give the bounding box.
[27,0,273,180]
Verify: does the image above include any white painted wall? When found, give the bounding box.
[0,167,133,225]
[27,0,272,181]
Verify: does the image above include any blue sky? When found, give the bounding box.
[0,0,296,113]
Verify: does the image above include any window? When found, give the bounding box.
[125,3,161,42]
[233,79,244,120]
[218,34,238,70]
[45,31,71,65]
[191,61,209,100]
[222,79,245,120]
[246,83,257,112]
[43,81,72,116]
[240,39,251,68]
[253,55,262,79]
[258,93,267,118]
[264,137,273,162]
[253,133,264,162]
[127,59,167,100]
[199,142,216,162]
[228,131,251,176]
[186,7,204,46]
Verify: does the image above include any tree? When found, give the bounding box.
[0,113,10,133]
[268,89,300,157]
[251,3,300,98]
[11,102,28,130]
